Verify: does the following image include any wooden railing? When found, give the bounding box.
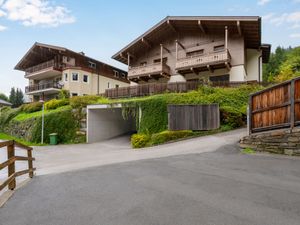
[175,50,231,70]
[249,77,300,133]
[128,62,171,78]
[105,80,259,99]
[25,81,62,93]
[25,59,57,75]
[0,140,35,191]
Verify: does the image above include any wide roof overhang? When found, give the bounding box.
[112,16,271,64]
[15,42,67,71]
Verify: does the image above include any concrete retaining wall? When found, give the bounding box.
[240,127,300,156]
[87,105,135,143]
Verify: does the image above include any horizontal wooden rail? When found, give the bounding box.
[249,77,300,134]
[0,140,35,192]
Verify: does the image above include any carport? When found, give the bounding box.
[86,104,136,143]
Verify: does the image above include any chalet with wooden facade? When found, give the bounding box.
[15,43,130,102]
[112,16,271,84]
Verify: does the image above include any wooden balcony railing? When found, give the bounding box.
[175,50,231,71]
[0,140,35,192]
[25,81,62,93]
[25,60,58,75]
[105,80,259,99]
[128,62,171,78]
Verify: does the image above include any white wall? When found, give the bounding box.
[246,49,261,81]
[87,107,135,143]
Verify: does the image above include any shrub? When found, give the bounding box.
[45,99,69,110]
[70,95,102,109]
[0,107,21,129]
[58,89,70,99]
[220,106,245,128]
[131,134,150,148]
[150,130,193,145]
[21,102,43,113]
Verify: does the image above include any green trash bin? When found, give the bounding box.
[49,133,58,145]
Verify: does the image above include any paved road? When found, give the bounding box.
[34,128,247,175]
[1,136,300,224]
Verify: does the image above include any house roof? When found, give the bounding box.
[112,16,270,64]
[0,99,12,106]
[15,42,127,73]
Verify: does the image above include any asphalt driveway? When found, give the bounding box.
[1,134,300,225]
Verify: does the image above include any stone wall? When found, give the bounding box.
[240,127,300,156]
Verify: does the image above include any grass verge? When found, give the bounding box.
[0,133,44,146]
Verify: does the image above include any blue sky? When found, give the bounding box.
[0,0,299,95]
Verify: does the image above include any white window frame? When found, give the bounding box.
[72,72,79,82]
[83,74,89,84]
[113,70,119,78]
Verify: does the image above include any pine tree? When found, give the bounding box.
[9,87,24,108]
[9,87,16,107]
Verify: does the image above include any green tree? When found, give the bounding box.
[9,87,24,108]
[0,93,9,102]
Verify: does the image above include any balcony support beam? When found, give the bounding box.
[225,62,231,71]
[167,20,177,34]
[198,20,206,34]
[237,21,242,36]
[207,65,214,73]
[190,67,198,75]
[141,37,152,48]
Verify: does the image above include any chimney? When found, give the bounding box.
[79,51,85,56]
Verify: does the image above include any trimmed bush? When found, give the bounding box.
[21,102,43,113]
[70,95,102,109]
[45,99,69,110]
[131,134,150,148]
[150,130,194,145]
[0,107,21,129]
[58,89,70,99]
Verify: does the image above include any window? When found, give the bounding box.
[107,82,110,88]
[140,61,147,66]
[64,73,68,82]
[71,93,78,97]
[121,73,126,78]
[88,61,96,69]
[114,70,119,78]
[72,73,78,81]
[209,74,229,82]
[186,49,204,57]
[115,84,119,88]
[214,45,225,52]
[153,57,168,64]
[83,74,89,83]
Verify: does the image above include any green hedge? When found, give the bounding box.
[45,99,69,110]
[21,102,43,113]
[31,109,78,144]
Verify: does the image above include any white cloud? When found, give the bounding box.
[258,0,271,6]
[290,33,300,38]
[264,11,300,28]
[0,0,75,27]
[0,25,7,31]
[0,9,5,16]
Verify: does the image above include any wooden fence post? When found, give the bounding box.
[248,96,252,135]
[290,79,295,130]
[27,149,34,178]
[7,141,16,190]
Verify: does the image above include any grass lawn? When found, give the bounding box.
[0,133,45,146]
[13,105,71,121]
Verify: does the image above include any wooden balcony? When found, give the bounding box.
[25,81,62,94]
[175,50,231,74]
[25,60,61,79]
[128,62,171,82]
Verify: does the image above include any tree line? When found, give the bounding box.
[0,87,24,108]
[263,46,300,82]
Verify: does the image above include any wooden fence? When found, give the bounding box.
[249,77,300,133]
[105,80,260,99]
[0,140,35,192]
[168,104,220,131]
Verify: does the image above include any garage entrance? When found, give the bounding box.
[87,104,136,143]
